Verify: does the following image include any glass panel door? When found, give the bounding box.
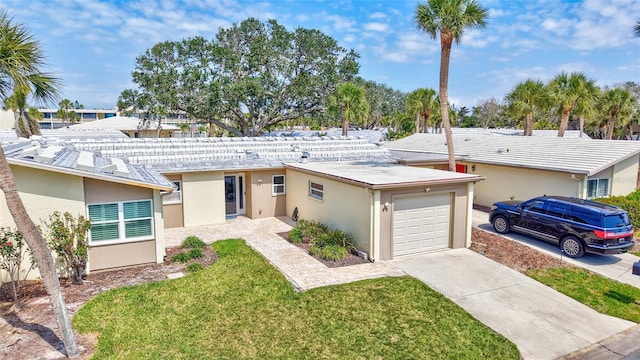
[225,176,236,215]
[225,174,246,216]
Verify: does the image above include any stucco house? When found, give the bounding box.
[382,133,640,207]
[0,135,174,280]
[0,129,483,278]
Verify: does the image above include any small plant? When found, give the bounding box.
[188,248,203,259]
[171,248,203,263]
[320,230,355,253]
[186,263,204,273]
[42,211,92,284]
[309,244,348,261]
[0,227,36,302]
[289,220,329,244]
[182,235,205,249]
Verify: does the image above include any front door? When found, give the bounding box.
[225,174,245,217]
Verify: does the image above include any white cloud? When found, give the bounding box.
[370,12,387,20]
[364,22,389,32]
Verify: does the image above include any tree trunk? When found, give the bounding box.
[579,116,585,138]
[342,104,349,136]
[557,107,571,137]
[440,32,456,172]
[415,112,420,133]
[607,113,616,140]
[0,147,79,358]
[524,112,533,136]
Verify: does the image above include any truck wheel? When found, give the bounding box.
[492,215,510,234]
[561,236,585,258]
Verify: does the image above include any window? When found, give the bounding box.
[162,181,182,204]
[309,181,324,200]
[88,200,153,245]
[272,175,285,195]
[587,178,609,199]
[524,200,546,214]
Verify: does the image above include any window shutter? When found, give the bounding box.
[124,201,152,219]
[91,223,119,241]
[89,203,119,221]
[125,219,152,238]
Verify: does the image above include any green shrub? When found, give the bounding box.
[289,220,329,244]
[309,244,348,261]
[596,190,640,230]
[188,248,203,259]
[171,248,203,263]
[182,235,206,249]
[320,230,355,252]
[186,263,204,273]
[171,252,191,263]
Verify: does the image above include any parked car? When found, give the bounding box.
[489,195,634,258]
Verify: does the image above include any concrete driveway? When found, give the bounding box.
[473,210,640,288]
[390,248,636,360]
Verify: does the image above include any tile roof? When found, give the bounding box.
[381,133,640,176]
[3,138,174,190]
[65,136,393,172]
[444,128,591,138]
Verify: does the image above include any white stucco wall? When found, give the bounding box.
[467,162,579,207]
[610,155,639,197]
[0,165,85,282]
[181,171,225,226]
[285,169,373,253]
[0,110,14,129]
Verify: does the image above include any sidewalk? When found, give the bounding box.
[163,216,404,291]
[472,209,640,359]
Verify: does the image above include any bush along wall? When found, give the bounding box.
[596,189,640,230]
[289,221,355,261]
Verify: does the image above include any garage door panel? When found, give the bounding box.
[393,194,451,257]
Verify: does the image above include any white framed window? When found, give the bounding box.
[88,199,154,245]
[163,181,182,204]
[587,178,609,199]
[309,181,324,200]
[272,175,285,195]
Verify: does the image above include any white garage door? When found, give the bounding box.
[393,194,451,257]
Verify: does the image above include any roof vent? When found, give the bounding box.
[111,158,130,178]
[34,145,64,164]
[301,151,309,163]
[76,151,95,171]
[497,148,509,153]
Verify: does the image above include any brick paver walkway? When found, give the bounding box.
[164,216,404,291]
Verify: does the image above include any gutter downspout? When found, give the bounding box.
[369,188,380,262]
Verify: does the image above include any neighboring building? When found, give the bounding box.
[36,109,194,130]
[38,108,118,129]
[69,116,180,138]
[382,133,640,207]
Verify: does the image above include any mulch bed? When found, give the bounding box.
[277,232,369,268]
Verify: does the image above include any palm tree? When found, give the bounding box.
[328,82,370,136]
[547,71,595,137]
[504,79,549,136]
[634,20,640,37]
[414,0,488,171]
[3,90,40,137]
[600,88,637,140]
[0,12,79,358]
[571,79,599,138]
[406,88,437,133]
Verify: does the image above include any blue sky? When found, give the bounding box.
[2,0,640,110]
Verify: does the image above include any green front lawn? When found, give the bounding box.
[74,239,519,359]
[527,267,640,323]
